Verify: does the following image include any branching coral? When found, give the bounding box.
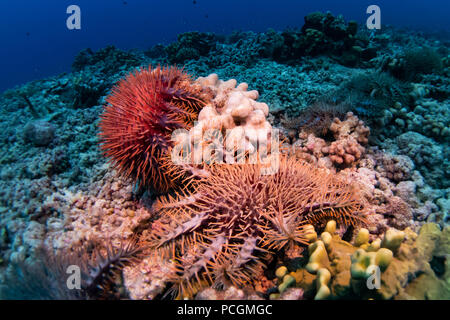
[142,156,366,298]
[98,65,207,193]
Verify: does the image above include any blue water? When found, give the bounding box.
[1,0,449,93]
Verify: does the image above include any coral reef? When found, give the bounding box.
[291,112,370,169]
[23,120,55,147]
[382,47,443,81]
[281,101,349,138]
[264,12,366,66]
[333,71,412,119]
[393,132,449,188]
[148,12,369,68]
[72,46,141,75]
[0,11,448,301]
[166,32,217,65]
[273,221,449,300]
[376,196,413,231]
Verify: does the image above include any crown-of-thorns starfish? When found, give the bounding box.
[98,65,207,193]
[143,156,367,298]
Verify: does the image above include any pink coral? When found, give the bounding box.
[325,136,364,166]
[377,196,413,230]
[329,112,370,144]
[291,112,370,169]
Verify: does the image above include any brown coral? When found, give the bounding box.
[142,156,367,298]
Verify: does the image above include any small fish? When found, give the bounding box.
[193,0,197,4]
[26,32,30,37]
[204,14,208,18]
[123,1,127,5]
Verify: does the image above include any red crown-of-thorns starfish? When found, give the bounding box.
[98,66,208,193]
[143,156,367,298]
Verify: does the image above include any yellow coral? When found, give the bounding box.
[324,220,336,234]
[275,266,288,279]
[315,268,331,300]
[350,247,393,280]
[381,228,405,252]
[354,228,370,247]
[279,274,296,293]
[306,240,329,274]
